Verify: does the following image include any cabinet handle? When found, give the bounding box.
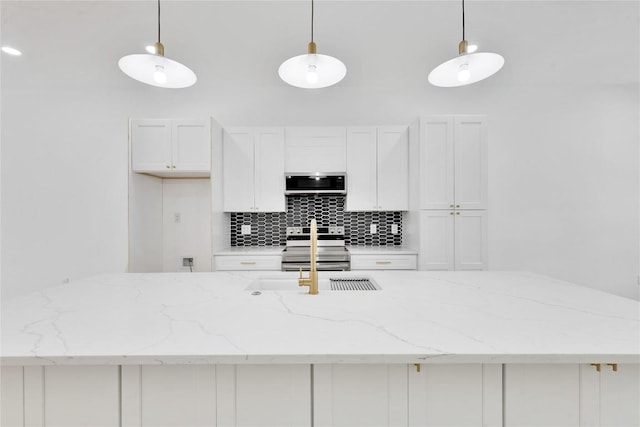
[456,205,460,208]
[414,363,421,373]
[240,261,257,265]
[591,363,601,372]
[456,212,460,215]
[450,204,454,208]
[607,363,618,372]
[450,212,454,215]
[376,260,392,264]
[172,165,176,169]
[166,165,171,169]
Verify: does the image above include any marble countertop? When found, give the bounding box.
[2,271,638,366]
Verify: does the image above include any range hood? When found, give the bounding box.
[285,173,346,195]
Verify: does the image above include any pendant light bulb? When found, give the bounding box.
[306,64,319,84]
[457,62,470,82]
[153,65,167,84]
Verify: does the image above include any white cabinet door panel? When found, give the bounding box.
[346,127,378,211]
[139,365,216,426]
[223,128,256,212]
[377,126,409,211]
[599,363,640,427]
[314,364,407,427]
[172,119,211,171]
[254,128,285,212]
[1,366,24,426]
[131,119,172,171]
[455,210,488,271]
[454,117,487,209]
[504,364,580,427]
[419,211,455,270]
[44,365,120,426]
[419,117,454,210]
[285,127,346,172]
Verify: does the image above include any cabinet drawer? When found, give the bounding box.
[214,255,281,271]
[350,254,417,270]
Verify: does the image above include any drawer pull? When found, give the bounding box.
[376,261,392,264]
[240,261,257,265]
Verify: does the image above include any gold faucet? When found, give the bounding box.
[298,218,319,294]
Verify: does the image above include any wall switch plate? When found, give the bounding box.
[391,224,399,234]
[370,224,377,234]
[241,225,252,235]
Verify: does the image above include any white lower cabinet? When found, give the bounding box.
[350,253,417,270]
[313,364,408,427]
[408,364,502,427]
[505,364,640,427]
[419,210,488,270]
[1,366,24,426]
[214,254,282,271]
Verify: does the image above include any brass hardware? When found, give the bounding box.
[240,261,256,265]
[450,204,454,208]
[607,363,618,372]
[307,41,317,54]
[166,165,170,169]
[450,212,454,215]
[456,205,460,208]
[456,212,460,215]
[591,363,601,372]
[376,261,392,264]
[414,363,421,373]
[458,39,469,55]
[298,219,319,295]
[154,41,165,57]
[171,165,176,169]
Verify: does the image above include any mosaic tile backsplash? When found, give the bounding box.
[230,195,403,247]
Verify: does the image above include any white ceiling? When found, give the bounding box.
[1,1,638,124]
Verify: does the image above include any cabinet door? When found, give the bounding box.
[254,128,286,212]
[454,116,487,209]
[1,366,23,426]
[346,127,378,211]
[223,128,256,212]
[171,119,211,171]
[408,364,501,427]
[44,365,120,426]
[419,116,454,209]
[454,210,488,271]
[504,364,580,427]
[419,210,455,270]
[285,127,346,172]
[599,364,640,427]
[217,365,311,427]
[131,119,172,172]
[377,126,409,211]
[314,364,407,427]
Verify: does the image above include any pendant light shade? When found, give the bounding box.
[428,0,504,87]
[118,0,196,89]
[279,0,346,89]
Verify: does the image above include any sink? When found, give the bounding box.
[245,275,381,292]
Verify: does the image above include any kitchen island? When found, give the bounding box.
[2,271,639,426]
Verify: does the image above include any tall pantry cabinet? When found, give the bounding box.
[418,116,488,270]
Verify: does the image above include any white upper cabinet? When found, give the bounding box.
[131,119,210,177]
[223,127,285,212]
[346,126,409,211]
[284,127,346,173]
[419,116,487,210]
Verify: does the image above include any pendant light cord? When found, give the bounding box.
[461,0,465,40]
[310,0,315,43]
[157,0,161,43]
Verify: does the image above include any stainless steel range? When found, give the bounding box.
[281,225,350,271]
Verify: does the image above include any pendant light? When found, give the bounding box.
[428,0,504,87]
[278,0,346,89]
[118,0,196,89]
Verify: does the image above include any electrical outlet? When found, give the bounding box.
[391,224,399,234]
[241,225,252,235]
[182,257,194,267]
[370,224,377,234]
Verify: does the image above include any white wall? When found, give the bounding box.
[1,1,638,299]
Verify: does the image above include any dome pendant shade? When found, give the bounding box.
[279,51,347,89]
[118,53,197,89]
[428,52,504,87]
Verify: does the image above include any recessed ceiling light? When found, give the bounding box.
[2,46,22,56]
